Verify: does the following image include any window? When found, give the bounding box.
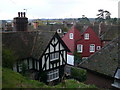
[90,44,95,52]
[50,52,59,61]
[77,44,83,53]
[84,33,89,40]
[97,46,101,50]
[69,33,73,39]
[57,29,62,33]
[47,69,59,82]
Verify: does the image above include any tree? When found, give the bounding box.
[96,9,111,23]
[104,10,111,20]
[2,47,17,69]
[78,15,90,25]
[73,51,82,66]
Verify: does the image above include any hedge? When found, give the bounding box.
[71,67,87,82]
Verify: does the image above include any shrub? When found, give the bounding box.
[73,51,82,66]
[71,67,87,82]
[2,47,17,69]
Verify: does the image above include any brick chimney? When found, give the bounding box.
[13,12,28,31]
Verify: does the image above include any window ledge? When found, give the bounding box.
[77,51,82,53]
[90,51,95,53]
[47,77,59,82]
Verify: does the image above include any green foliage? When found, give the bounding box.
[63,27,68,32]
[54,79,97,88]
[73,51,82,66]
[40,71,47,83]
[19,62,28,76]
[79,17,90,25]
[71,67,87,82]
[2,68,96,88]
[2,47,17,69]
[2,68,47,88]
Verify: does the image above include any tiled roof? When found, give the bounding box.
[80,36,119,77]
[2,31,56,60]
[74,24,99,35]
[101,25,118,41]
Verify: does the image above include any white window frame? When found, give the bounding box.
[57,29,62,33]
[96,46,101,50]
[69,33,73,39]
[77,44,83,53]
[90,44,95,52]
[50,52,59,61]
[47,69,59,82]
[84,33,89,40]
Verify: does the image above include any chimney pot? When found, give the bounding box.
[18,12,20,17]
[21,12,23,17]
[23,12,25,17]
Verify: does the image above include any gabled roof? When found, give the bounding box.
[2,31,70,60]
[80,36,119,77]
[74,24,98,35]
[114,68,120,79]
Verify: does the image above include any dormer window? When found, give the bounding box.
[69,33,73,39]
[84,33,89,40]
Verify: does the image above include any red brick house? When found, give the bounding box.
[77,26,101,57]
[80,37,119,89]
[62,25,101,65]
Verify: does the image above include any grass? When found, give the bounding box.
[2,68,47,88]
[54,79,96,88]
[2,68,97,88]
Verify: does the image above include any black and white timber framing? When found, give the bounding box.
[2,31,70,83]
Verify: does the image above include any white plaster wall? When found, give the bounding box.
[42,56,45,68]
[29,59,33,69]
[46,57,49,70]
[67,54,74,65]
[50,44,54,52]
[60,43,64,50]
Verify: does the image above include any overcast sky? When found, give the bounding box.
[0,0,119,20]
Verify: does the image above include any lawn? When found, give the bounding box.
[2,68,97,88]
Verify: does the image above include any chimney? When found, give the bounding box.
[18,12,20,17]
[21,12,23,17]
[23,12,25,17]
[13,12,28,31]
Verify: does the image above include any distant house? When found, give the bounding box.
[62,25,101,65]
[0,20,6,30]
[2,31,70,84]
[38,24,64,33]
[100,25,118,47]
[79,37,119,88]
[0,20,12,31]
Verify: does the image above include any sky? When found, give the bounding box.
[0,0,119,20]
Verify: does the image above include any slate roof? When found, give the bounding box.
[80,36,119,77]
[38,24,64,31]
[2,30,70,60]
[74,24,99,35]
[101,25,119,41]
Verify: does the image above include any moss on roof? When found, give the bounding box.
[80,37,119,77]
[101,25,118,41]
[2,31,56,60]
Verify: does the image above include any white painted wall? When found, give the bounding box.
[67,54,74,65]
